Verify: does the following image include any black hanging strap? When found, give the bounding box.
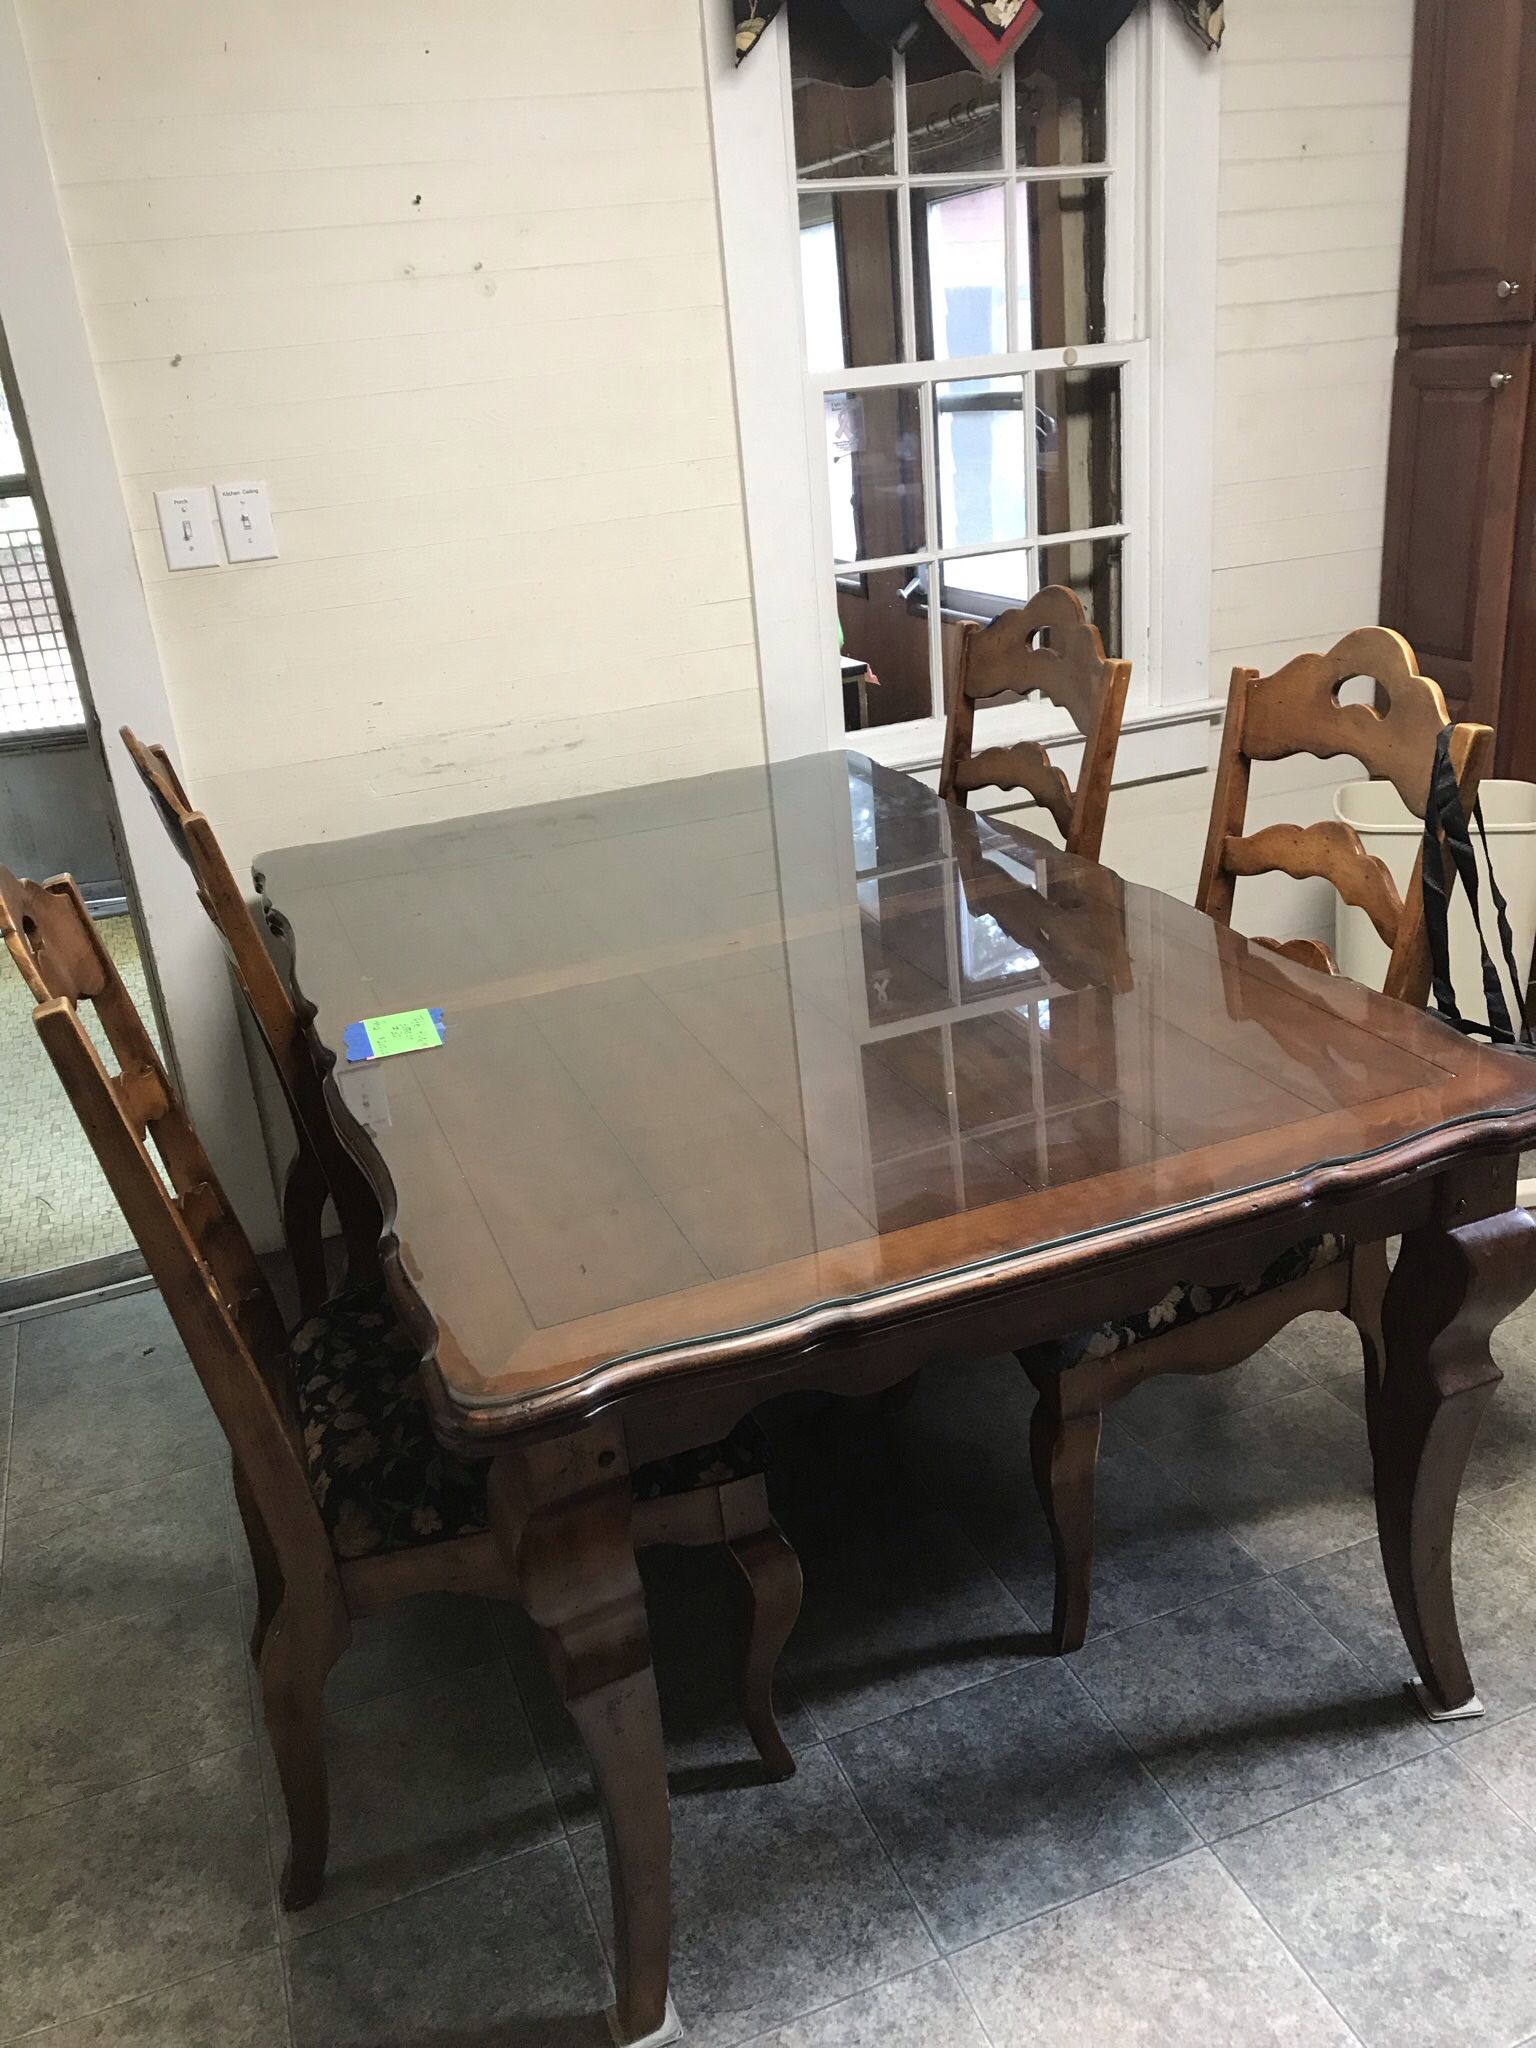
[1421,725,1531,1049]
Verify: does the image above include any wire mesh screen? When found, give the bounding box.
[0,522,84,734]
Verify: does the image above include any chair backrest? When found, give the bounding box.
[937,584,1132,862]
[119,729,380,1291]
[0,867,336,1597]
[1194,626,1494,1006]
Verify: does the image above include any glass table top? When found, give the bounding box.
[256,753,1535,1416]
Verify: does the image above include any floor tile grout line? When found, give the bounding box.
[1211,1841,1369,2046]
[1059,1576,1460,1861]
[784,1511,1045,1749]
[791,1645,1054,1752]
[0,1326,17,1583]
[731,1958,989,2048]
[0,1942,291,2048]
[1205,1741,1476,1865]
[0,1729,262,1838]
[944,1840,1210,1969]
[1449,1719,1536,1847]
[1055,1650,1209,1847]
[281,1825,577,1956]
[559,1829,621,2019]
[762,1528,1390,1771]
[272,1936,301,2048]
[0,1571,248,1671]
[819,1738,953,1996]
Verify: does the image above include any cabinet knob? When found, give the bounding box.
[1491,372,1515,390]
[1497,279,1522,299]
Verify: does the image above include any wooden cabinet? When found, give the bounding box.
[1381,344,1530,720]
[1398,0,1536,328]
[1381,0,1536,773]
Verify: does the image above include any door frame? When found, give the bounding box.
[0,0,277,1253]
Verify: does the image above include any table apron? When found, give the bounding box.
[450,1147,1525,1470]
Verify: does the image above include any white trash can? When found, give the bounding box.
[1333,778,1536,1027]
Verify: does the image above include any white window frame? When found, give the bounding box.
[703,0,1223,788]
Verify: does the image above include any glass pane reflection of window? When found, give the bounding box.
[838,565,932,732]
[1017,31,1108,167]
[1036,365,1121,534]
[936,376,1029,551]
[938,547,1037,619]
[1016,179,1107,349]
[823,386,924,566]
[1038,535,1123,654]
[791,22,895,178]
[905,16,1002,173]
[800,192,903,371]
[914,185,1006,361]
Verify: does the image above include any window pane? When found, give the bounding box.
[1017,31,1107,166]
[937,548,1037,622]
[905,17,1002,174]
[938,551,1039,712]
[936,375,1029,550]
[824,386,925,565]
[913,184,1006,361]
[1036,365,1121,534]
[0,505,85,733]
[1016,178,1107,348]
[791,16,895,178]
[1038,535,1123,653]
[838,565,933,731]
[801,192,903,370]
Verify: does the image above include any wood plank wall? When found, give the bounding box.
[1213,0,1412,679]
[15,0,766,869]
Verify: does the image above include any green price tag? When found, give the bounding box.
[360,1008,443,1058]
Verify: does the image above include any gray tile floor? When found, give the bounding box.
[7,1287,1536,2046]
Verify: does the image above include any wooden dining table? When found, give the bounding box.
[258,749,1536,2046]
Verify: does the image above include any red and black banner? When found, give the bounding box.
[734,0,1223,68]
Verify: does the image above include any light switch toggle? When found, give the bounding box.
[155,487,220,570]
[215,481,278,562]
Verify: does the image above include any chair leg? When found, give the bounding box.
[259,1595,346,1910]
[1347,1237,1391,1448]
[230,1458,283,1665]
[726,1510,802,1782]
[1026,1367,1103,1655]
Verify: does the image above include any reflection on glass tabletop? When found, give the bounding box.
[256,753,1536,1417]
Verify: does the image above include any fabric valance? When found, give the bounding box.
[734,0,1224,70]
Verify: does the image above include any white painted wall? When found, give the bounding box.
[13,0,766,878]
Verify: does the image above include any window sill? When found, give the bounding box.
[854,693,1223,787]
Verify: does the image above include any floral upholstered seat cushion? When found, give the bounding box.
[1015,1233,1346,1378]
[290,1282,770,1561]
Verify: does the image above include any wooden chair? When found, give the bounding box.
[1194,626,1494,1004]
[119,729,380,1319]
[937,584,1132,862]
[0,866,803,1909]
[1017,627,1494,1654]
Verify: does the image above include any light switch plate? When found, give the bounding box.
[154,486,221,570]
[214,481,278,562]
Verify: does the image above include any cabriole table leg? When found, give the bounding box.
[489,1428,677,2046]
[1374,1206,1536,1717]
